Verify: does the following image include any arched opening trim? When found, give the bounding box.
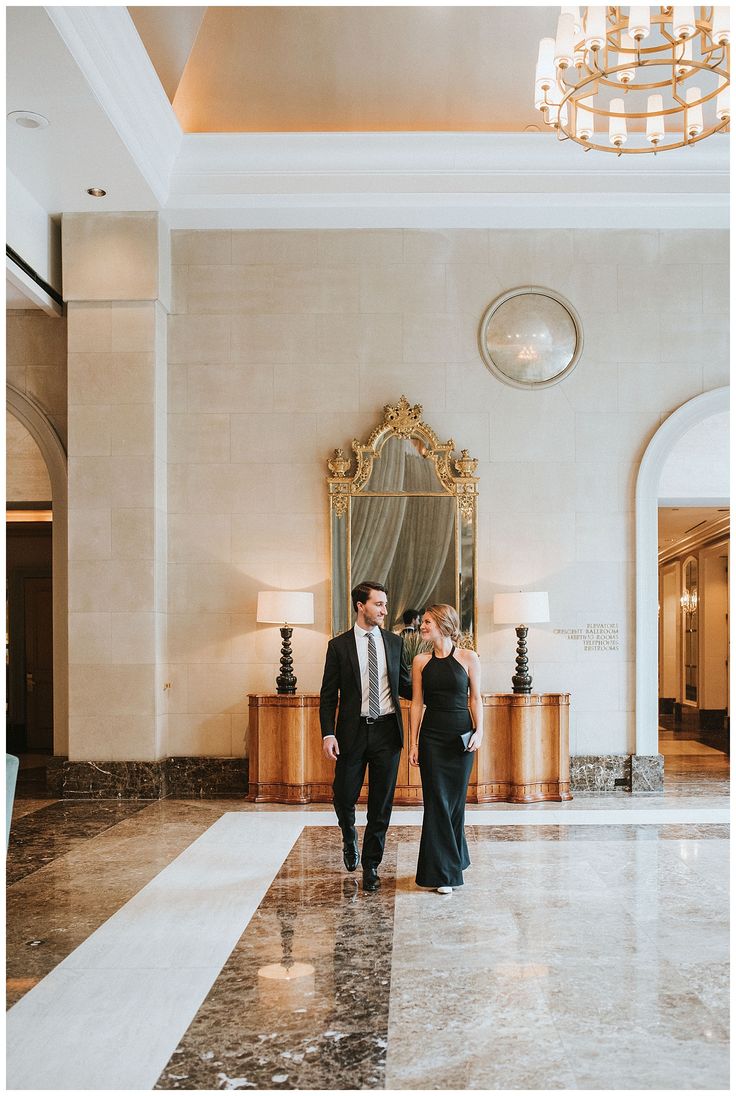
[635,386,729,757]
[6,384,68,755]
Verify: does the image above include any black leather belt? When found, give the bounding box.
[360,714,395,725]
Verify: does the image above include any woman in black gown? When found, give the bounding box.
[408,605,483,894]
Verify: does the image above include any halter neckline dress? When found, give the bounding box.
[415,646,474,888]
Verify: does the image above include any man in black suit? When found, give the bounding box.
[320,580,412,892]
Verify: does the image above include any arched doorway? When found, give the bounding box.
[635,387,729,762]
[6,385,68,756]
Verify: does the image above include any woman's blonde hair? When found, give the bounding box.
[425,604,461,642]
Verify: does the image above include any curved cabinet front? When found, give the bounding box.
[248,692,571,804]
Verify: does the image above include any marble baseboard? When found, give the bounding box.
[166,757,248,798]
[58,758,249,800]
[631,754,664,793]
[46,756,66,797]
[571,755,664,793]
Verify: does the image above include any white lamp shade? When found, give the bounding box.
[554,11,576,69]
[685,86,703,136]
[535,37,556,90]
[609,98,628,145]
[646,94,665,144]
[712,6,730,45]
[672,5,695,39]
[584,6,607,51]
[257,591,314,625]
[628,5,650,40]
[716,86,730,121]
[575,96,595,141]
[493,592,550,625]
[560,5,581,36]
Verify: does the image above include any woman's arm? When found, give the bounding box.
[466,651,484,751]
[408,654,426,767]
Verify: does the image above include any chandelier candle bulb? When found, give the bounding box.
[672,5,696,40]
[685,86,704,137]
[560,5,581,36]
[716,86,730,122]
[628,6,651,41]
[575,96,595,141]
[646,94,665,145]
[675,38,693,79]
[617,32,637,83]
[554,11,576,69]
[609,97,628,146]
[584,6,607,52]
[712,6,730,45]
[546,82,569,128]
[535,37,556,89]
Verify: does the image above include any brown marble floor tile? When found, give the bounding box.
[6,801,227,1008]
[7,800,150,885]
[10,797,60,820]
[155,827,397,1090]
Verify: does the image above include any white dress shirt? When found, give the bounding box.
[353,624,395,717]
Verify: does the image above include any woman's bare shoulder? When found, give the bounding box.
[457,647,480,666]
[413,652,432,668]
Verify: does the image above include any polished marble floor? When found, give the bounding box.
[6,765,730,1091]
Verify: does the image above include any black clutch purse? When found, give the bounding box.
[459,730,474,752]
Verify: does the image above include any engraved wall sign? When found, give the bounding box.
[554,624,620,652]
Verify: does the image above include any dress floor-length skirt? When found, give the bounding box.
[416,719,474,888]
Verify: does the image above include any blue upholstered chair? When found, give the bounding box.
[6,753,19,850]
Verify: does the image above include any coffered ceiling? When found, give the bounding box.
[5,3,730,309]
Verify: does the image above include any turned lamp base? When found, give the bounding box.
[511,624,533,694]
[276,626,297,695]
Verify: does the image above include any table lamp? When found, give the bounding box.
[493,591,550,694]
[256,591,314,694]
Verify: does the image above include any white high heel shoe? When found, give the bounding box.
[436,886,452,894]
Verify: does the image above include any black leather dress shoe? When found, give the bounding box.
[342,837,359,873]
[362,867,381,892]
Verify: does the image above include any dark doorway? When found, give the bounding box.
[6,513,53,754]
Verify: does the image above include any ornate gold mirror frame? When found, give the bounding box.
[327,396,479,643]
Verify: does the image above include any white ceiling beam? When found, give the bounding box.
[45,6,182,207]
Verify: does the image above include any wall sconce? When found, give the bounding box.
[493,591,550,694]
[256,591,314,694]
[680,589,698,617]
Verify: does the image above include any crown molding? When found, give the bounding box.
[167,132,729,228]
[45,6,182,207]
[172,131,730,181]
[658,516,730,566]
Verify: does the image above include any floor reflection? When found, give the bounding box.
[156,828,397,1090]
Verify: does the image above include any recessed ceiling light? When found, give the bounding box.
[8,110,49,130]
[86,187,107,198]
[524,124,541,132]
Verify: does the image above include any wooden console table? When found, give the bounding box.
[248,692,571,804]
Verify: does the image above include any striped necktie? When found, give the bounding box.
[366,633,381,719]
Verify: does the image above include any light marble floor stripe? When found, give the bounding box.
[6,806,729,1090]
[6,813,303,1091]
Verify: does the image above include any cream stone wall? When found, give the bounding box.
[167,227,729,759]
[6,413,52,501]
[6,309,68,444]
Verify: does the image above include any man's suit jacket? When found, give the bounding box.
[319,628,413,748]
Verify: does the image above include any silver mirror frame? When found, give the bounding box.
[478,285,584,390]
[327,396,479,644]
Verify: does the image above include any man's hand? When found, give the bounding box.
[322,735,339,760]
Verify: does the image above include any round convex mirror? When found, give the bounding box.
[478,286,583,389]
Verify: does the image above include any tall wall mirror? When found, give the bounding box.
[327,396,478,644]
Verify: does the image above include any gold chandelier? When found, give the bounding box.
[534,6,730,153]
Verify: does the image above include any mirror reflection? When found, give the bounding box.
[352,495,456,630]
[327,397,478,644]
